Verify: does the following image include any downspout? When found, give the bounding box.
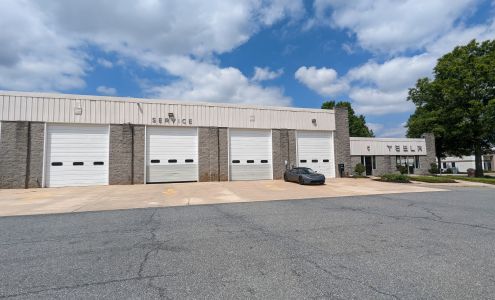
[131,124,135,184]
[217,128,220,181]
[25,122,31,189]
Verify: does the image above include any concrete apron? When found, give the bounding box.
[0,179,447,217]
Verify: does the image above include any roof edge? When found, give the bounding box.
[0,90,334,114]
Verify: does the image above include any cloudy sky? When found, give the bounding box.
[1,0,494,137]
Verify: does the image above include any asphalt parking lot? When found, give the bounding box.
[1,187,494,299]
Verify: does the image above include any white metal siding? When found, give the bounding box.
[146,127,198,183]
[45,124,109,187]
[0,91,336,131]
[229,129,272,181]
[350,137,427,156]
[297,131,335,178]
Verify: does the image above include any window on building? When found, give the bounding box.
[452,162,456,168]
[415,156,420,168]
[442,162,447,168]
[372,156,376,169]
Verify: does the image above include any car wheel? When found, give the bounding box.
[284,174,289,182]
[298,176,304,185]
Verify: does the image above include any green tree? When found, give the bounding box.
[406,39,495,177]
[321,101,374,137]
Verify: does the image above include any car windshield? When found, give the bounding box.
[297,168,315,174]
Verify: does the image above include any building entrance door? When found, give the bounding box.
[364,156,373,176]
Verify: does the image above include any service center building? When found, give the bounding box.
[350,136,436,176]
[0,91,351,189]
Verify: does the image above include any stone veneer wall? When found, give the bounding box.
[0,121,44,188]
[272,129,297,179]
[418,133,437,175]
[333,107,352,177]
[109,124,145,185]
[198,127,229,182]
[218,128,229,181]
[26,122,45,188]
[350,156,394,176]
[132,126,145,184]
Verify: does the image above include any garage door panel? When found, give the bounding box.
[147,165,198,182]
[229,129,272,181]
[297,131,335,178]
[46,124,109,187]
[230,165,272,181]
[146,127,198,183]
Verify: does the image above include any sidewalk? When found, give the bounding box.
[0,178,447,217]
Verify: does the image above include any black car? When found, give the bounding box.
[284,167,325,185]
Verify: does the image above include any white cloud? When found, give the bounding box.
[295,66,348,96]
[35,0,304,63]
[0,0,86,92]
[349,88,415,115]
[298,0,495,115]
[366,122,384,134]
[97,58,113,68]
[426,19,495,55]
[0,0,303,106]
[312,0,477,53]
[347,55,436,92]
[378,122,408,138]
[96,85,117,96]
[146,56,290,106]
[251,67,283,81]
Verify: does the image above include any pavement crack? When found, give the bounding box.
[138,208,160,278]
[338,206,495,231]
[212,205,400,299]
[301,258,400,300]
[0,274,176,299]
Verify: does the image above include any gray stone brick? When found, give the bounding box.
[109,124,133,185]
[109,124,145,185]
[219,128,229,181]
[132,125,145,184]
[0,121,44,189]
[333,107,352,177]
[288,130,297,168]
[208,128,220,181]
[418,133,436,175]
[0,121,28,188]
[198,127,226,182]
[272,129,296,179]
[198,127,210,182]
[272,129,282,179]
[27,122,45,188]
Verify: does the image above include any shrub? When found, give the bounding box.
[379,174,411,183]
[444,168,453,174]
[354,163,366,176]
[396,164,408,175]
[428,163,439,175]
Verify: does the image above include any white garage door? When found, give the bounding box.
[229,129,272,181]
[297,131,335,178]
[45,124,109,187]
[146,127,198,183]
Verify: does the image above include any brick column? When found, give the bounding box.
[218,128,229,181]
[109,124,145,185]
[419,132,437,175]
[0,121,44,189]
[333,107,352,177]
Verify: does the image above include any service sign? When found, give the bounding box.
[151,117,193,125]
